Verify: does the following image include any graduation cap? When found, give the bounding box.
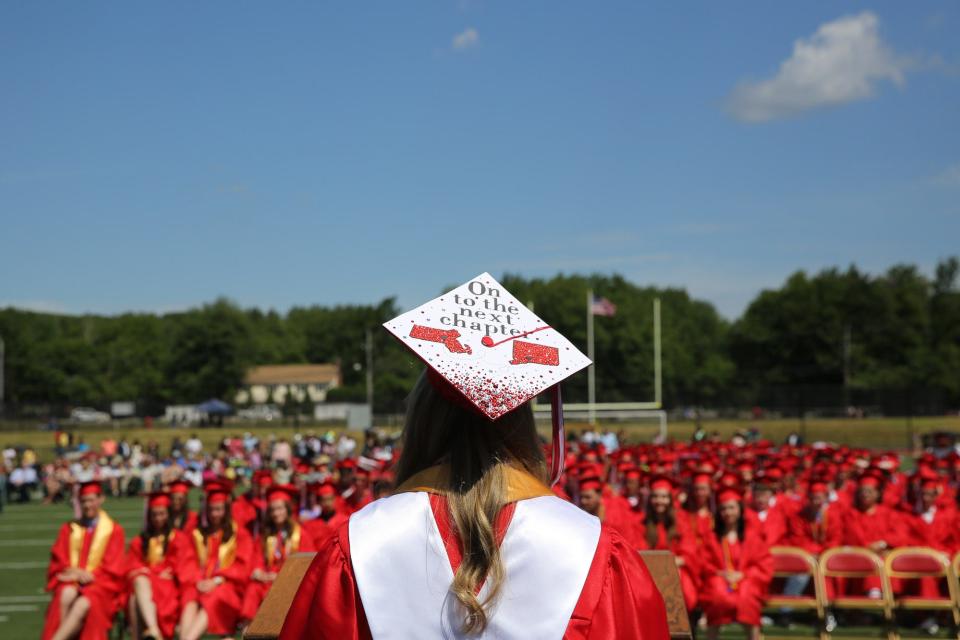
[168,480,192,495]
[203,478,234,505]
[648,475,677,493]
[146,491,172,509]
[384,272,591,485]
[253,469,274,487]
[716,487,743,504]
[314,481,338,497]
[266,484,299,506]
[78,481,103,497]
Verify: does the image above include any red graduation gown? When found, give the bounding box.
[181,526,253,635]
[302,510,351,547]
[745,506,788,546]
[172,509,199,534]
[598,494,646,550]
[232,494,263,529]
[843,504,904,549]
[700,528,774,627]
[637,518,701,610]
[903,506,957,553]
[786,503,844,556]
[42,512,127,640]
[124,530,192,638]
[278,503,670,640]
[241,522,316,621]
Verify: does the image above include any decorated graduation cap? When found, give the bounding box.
[384,272,592,485]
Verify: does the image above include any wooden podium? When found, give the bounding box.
[246,550,691,639]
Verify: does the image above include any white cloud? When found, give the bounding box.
[727,12,912,123]
[931,163,960,187]
[451,27,479,51]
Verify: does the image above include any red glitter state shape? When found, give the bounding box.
[509,340,559,366]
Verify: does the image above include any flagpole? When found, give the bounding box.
[586,289,596,425]
[654,297,662,408]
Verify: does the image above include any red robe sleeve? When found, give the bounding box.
[565,526,671,640]
[279,523,372,640]
[46,523,73,592]
[125,536,147,579]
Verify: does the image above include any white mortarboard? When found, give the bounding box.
[384,272,591,484]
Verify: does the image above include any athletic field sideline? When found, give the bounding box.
[1,491,957,639]
[2,415,958,462]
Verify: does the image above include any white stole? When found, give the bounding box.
[349,492,600,639]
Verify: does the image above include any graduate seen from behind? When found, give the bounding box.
[280,273,669,639]
[281,274,669,640]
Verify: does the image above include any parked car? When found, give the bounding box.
[69,407,111,424]
[237,404,283,422]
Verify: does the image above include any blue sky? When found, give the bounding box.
[2,2,958,319]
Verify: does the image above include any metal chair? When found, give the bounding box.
[764,546,826,639]
[884,546,959,636]
[819,546,896,640]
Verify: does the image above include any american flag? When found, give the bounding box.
[590,295,617,317]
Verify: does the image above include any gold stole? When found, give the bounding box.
[395,464,554,501]
[146,530,175,566]
[722,535,740,591]
[193,527,238,578]
[68,511,115,571]
[264,523,302,569]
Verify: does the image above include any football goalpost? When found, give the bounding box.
[534,297,667,441]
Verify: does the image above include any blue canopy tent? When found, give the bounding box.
[197,398,232,426]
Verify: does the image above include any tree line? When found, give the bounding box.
[1,257,957,416]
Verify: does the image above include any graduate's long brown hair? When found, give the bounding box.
[395,371,546,635]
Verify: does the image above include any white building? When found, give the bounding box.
[234,363,341,405]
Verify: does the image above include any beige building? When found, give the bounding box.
[235,364,341,405]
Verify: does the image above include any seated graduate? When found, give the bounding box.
[178,479,253,640]
[279,273,670,639]
[700,488,773,640]
[124,491,192,640]
[42,481,127,640]
[638,475,701,611]
[167,480,198,534]
[299,480,350,546]
[241,484,316,623]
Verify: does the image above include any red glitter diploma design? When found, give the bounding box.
[384,272,591,420]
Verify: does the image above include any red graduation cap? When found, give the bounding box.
[78,481,103,497]
[204,478,234,505]
[146,491,172,509]
[266,484,299,505]
[648,475,676,493]
[384,272,591,486]
[857,469,884,489]
[716,488,743,504]
[253,470,274,487]
[314,481,338,497]
[578,473,605,493]
[168,480,192,495]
